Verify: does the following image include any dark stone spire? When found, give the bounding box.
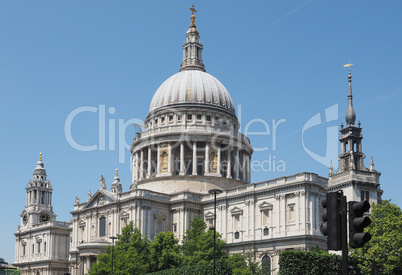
[344,62,356,126]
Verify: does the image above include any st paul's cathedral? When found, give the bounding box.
[13,8,383,275]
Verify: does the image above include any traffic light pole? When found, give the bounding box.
[340,195,348,275]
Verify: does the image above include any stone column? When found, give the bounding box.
[226,148,232,179]
[280,195,286,236]
[217,146,221,176]
[86,257,91,274]
[157,144,161,176]
[192,141,197,175]
[247,155,251,183]
[139,149,144,180]
[235,149,240,180]
[147,146,151,179]
[205,143,210,175]
[179,143,185,175]
[136,203,141,231]
[148,208,152,239]
[242,152,246,181]
[168,143,172,175]
[134,153,139,182]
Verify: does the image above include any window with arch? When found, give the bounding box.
[262,255,271,274]
[234,231,240,239]
[263,227,269,236]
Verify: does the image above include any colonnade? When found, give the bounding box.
[26,189,52,206]
[132,141,250,184]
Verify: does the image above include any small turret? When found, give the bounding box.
[111,169,122,194]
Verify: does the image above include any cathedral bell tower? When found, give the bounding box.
[21,153,55,227]
[328,63,382,204]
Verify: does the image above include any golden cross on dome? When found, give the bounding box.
[190,5,197,15]
[39,152,42,161]
[115,168,119,177]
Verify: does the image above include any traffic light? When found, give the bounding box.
[348,200,371,248]
[320,192,342,250]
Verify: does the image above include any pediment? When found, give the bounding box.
[120,210,129,219]
[78,219,86,227]
[154,211,166,220]
[204,211,214,219]
[230,206,243,216]
[83,190,117,209]
[258,202,273,210]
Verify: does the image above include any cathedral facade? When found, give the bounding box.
[14,10,382,275]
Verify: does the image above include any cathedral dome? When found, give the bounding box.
[149,70,235,115]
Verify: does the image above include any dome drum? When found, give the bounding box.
[131,138,252,192]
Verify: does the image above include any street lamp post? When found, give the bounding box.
[209,188,223,275]
[109,236,117,274]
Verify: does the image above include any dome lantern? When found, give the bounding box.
[180,5,205,72]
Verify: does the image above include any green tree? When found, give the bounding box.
[182,215,228,265]
[227,252,261,275]
[150,231,182,272]
[351,200,402,274]
[88,221,151,275]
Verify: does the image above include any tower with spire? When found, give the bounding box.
[328,63,382,204]
[14,153,71,274]
[22,153,55,226]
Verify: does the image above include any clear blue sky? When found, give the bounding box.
[1,1,401,264]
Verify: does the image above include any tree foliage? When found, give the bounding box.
[88,221,151,275]
[150,231,182,271]
[149,259,232,275]
[88,218,261,274]
[182,215,227,265]
[278,249,361,275]
[351,200,402,274]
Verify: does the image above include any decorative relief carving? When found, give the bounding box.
[98,196,105,206]
[160,144,169,173]
[209,149,218,173]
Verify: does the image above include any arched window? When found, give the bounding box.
[263,227,269,236]
[262,255,271,274]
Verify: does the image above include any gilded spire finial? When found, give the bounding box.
[115,168,119,177]
[189,5,197,27]
[343,61,354,78]
[39,152,42,161]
